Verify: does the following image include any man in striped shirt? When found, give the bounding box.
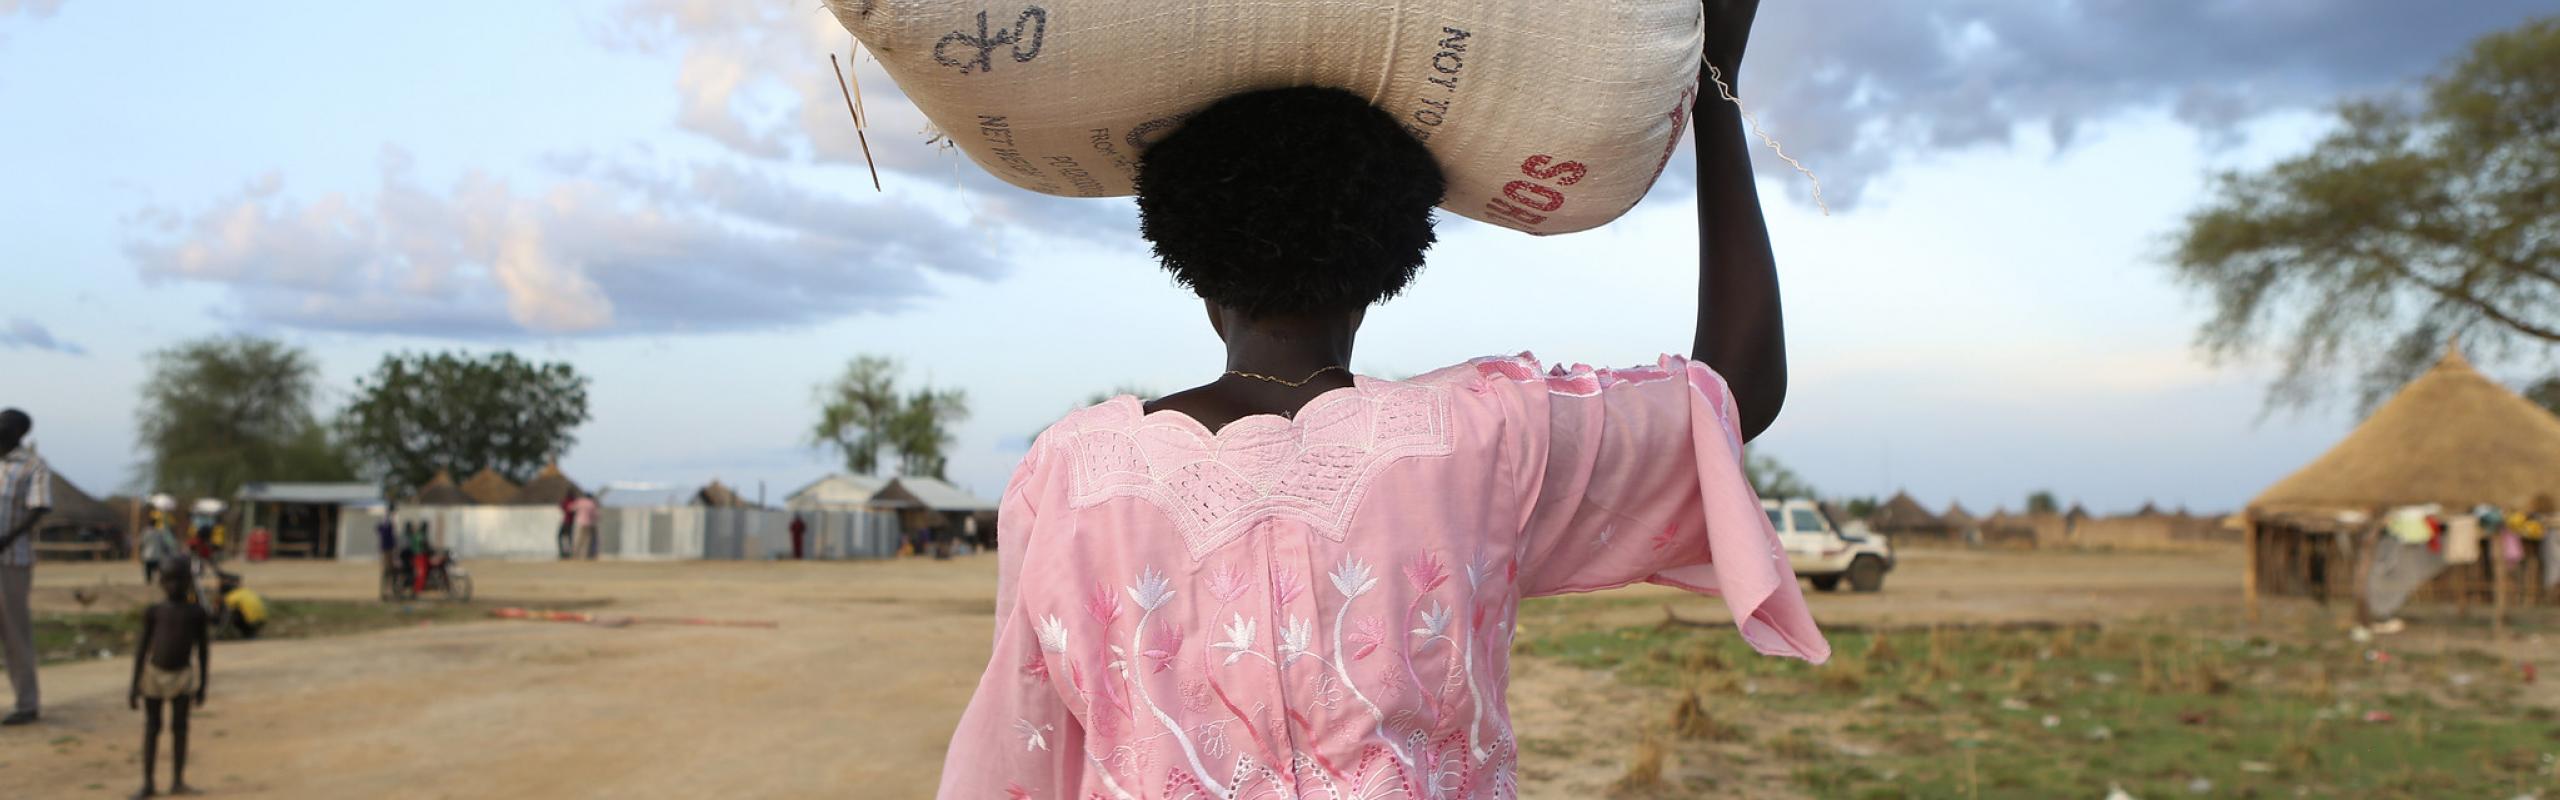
[0,408,51,726]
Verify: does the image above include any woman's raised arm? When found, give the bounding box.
[1687,0,1785,442]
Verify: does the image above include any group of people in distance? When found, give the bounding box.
[374,501,466,594]
[1,408,239,797]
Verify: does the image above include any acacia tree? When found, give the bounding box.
[1744,450,1817,500]
[2025,490,2060,515]
[811,356,970,478]
[338,351,591,492]
[889,387,972,479]
[2170,17,2560,411]
[135,335,352,497]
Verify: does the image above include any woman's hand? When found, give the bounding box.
[1701,0,1760,80]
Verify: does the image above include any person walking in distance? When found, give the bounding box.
[569,491,600,560]
[789,514,807,560]
[0,408,55,726]
[138,511,182,585]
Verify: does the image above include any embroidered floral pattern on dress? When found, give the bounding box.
[1056,382,1456,561]
[937,353,1827,800]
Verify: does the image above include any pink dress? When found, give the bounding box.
[942,353,1829,800]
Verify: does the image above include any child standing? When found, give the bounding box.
[129,559,210,797]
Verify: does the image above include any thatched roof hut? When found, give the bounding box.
[36,466,119,531]
[461,468,521,505]
[2246,344,2560,613]
[1870,491,1939,530]
[1940,502,1978,529]
[2253,345,2560,512]
[513,462,584,506]
[410,470,468,505]
[695,480,752,508]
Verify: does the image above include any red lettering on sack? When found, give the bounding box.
[1502,180,1566,212]
[1519,156,1586,186]
[1636,85,1697,202]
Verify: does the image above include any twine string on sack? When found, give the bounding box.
[1704,62,1827,216]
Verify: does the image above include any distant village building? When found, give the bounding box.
[1869,491,1949,543]
[409,470,468,505]
[29,464,123,560]
[513,462,585,506]
[2246,344,2560,613]
[236,482,381,559]
[785,474,895,512]
[460,467,521,506]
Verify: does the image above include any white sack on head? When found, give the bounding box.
[825,0,1706,235]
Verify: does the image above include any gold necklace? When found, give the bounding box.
[1224,365,1348,388]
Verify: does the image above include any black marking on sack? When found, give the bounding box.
[934,6,1049,75]
[1403,27,1471,142]
[1124,114,1192,152]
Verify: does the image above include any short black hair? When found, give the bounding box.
[0,408,27,437]
[1135,86,1445,319]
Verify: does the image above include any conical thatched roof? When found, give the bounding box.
[695,480,750,508]
[1870,491,1941,530]
[513,462,584,506]
[410,470,467,505]
[2253,344,2560,512]
[2065,502,2091,520]
[461,468,520,505]
[1941,502,1978,528]
[37,467,119,529]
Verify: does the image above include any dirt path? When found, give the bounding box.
[0,548,2260,798]
[3,558,1002,798]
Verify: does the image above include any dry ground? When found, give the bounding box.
[2,547,2539,798]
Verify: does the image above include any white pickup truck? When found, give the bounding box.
[1764,498,1893,592]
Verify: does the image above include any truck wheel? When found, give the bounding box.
[1810,575,1842,593]
[1849,556,1886,592]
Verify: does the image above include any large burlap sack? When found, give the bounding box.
[825,0,1704,235]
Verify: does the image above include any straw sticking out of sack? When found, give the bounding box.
[1705,62,1828,216]
[830,51,883,192]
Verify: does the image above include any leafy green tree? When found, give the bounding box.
[811,356,971,478]
[339,351,591,492]
[888,387,971,480]
[135,335,352,498]
[2025,490,2060,515]
[1841,496,1881,521]
[2169,17,2560,411]
[811,356,904,475]
[1744,450,1817,500]
[2530,376,2560,417]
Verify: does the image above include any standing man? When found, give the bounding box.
[789,514,807,561]
[569,491,600,560]
[556,493,576,559]
[0,408,54,726]
[376,503,401,580]
[137,512,181,585]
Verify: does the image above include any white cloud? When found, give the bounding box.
[0,318,85,356]
[123,150,1001,338]
[0,0,66,19]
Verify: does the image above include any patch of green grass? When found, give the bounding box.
[35,598,603,665]
[1515,603,2560,799]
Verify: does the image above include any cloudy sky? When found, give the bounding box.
[3,0,2551,514]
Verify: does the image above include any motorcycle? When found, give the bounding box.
[380,548,474,603]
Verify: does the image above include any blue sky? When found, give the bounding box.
[3,1,2552,515]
